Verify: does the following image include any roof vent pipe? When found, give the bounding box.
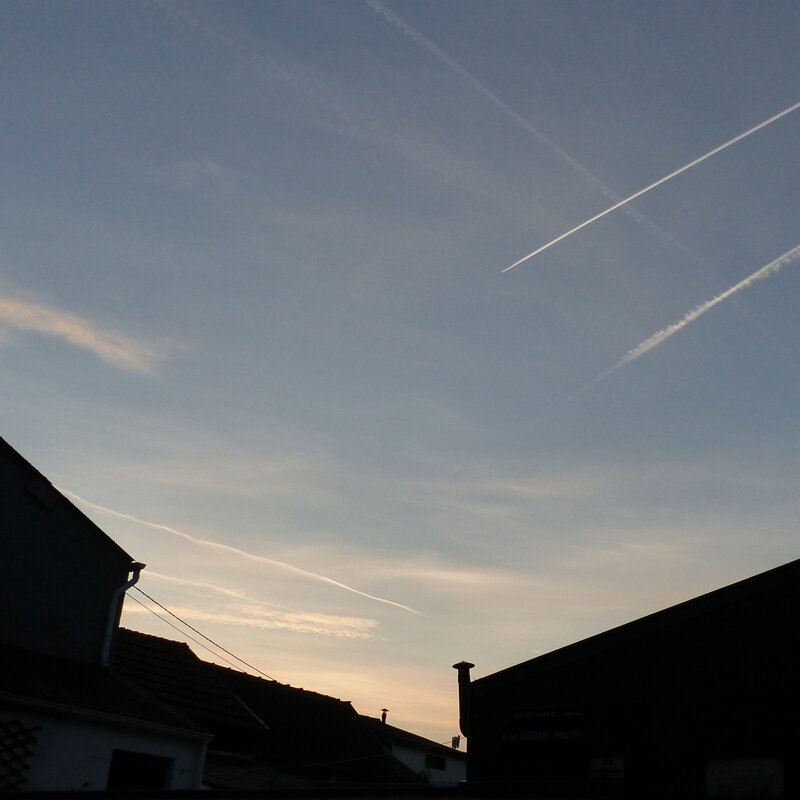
[100,561,146,667]
[381,708,389,724]
[452,661,474,738]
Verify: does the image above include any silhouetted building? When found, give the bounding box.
[456,558,800,798]
[0,436,137,665]
[112,628,264,757]
[0,641,210,791]
[210,663,421,788]
[113,628,423,789]
[0,436,209,791]
[361,714,467,785]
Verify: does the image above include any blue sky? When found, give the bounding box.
[2,0,799,741]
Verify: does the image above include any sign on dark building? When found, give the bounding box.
[498,708,584,755]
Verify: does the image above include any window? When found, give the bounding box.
[425,753,446,771]
[106,750,173,790]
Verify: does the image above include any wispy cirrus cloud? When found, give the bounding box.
[127,572,381,639]
[0,296,161,374]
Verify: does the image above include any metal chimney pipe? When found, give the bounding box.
[452,661,474,738]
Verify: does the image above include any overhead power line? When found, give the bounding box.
[129,586,277,681]
[125,594,247,671]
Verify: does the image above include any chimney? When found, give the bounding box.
[452,661,474,738]
[381,708,388,724]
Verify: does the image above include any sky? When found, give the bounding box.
[2,0,799,744]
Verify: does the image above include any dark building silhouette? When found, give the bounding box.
[209,662,421,787]
[361,714,467,785]
[0,436,209,791]
[457,558,800,798]
[113,628,423,789]
[0,436,138,665]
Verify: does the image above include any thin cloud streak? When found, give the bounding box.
[143,571,381,637]
[505,99,800,271]
[570,243,800,399]
[0,296,161,373]
[60,489,420,615]
[366,0,607,185]
[125,598,379,640]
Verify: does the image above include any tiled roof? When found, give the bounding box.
[111,630,423,785]
[210,665,420,784]
[0,642,204,734]
[112,629,262,738]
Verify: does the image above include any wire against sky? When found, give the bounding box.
[60,489,420,615]
[132,586,277,680]
[504,99,800,272]
[569,243,800,401]
[126,593,251,672]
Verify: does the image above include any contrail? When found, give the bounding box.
[366,1,649,220]
[365,1,750,282]
[60,489,420,615]
[505,99,800,272]
[569,243,800,400]
[366,0,590,177]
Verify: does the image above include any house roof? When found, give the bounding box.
[210,665,420,784]
[474,556,800,688]
[111,629,422,786]
[0,642,205,734]
[0,435,133,564]
[360,716,466,760]
[112,628,263,736]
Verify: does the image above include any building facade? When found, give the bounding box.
[0,436,210,791]
[457,559,800,798]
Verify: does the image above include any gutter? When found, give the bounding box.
[100,561,145,667]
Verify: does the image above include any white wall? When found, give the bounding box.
[391,743,466,786]
[1,702,207,791]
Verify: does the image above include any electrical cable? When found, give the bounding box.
[128,587,276,680]
[126,595,456,782]
[125,593,247,671]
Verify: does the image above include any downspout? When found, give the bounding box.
[452,661,474,738]
[100,561,146,667]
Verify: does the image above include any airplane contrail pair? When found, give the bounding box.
[568,243,800,400]
[60,489,420,615]
[366,0,790,310]
[366,0,700,258]
[505,99,800,272]
[367,1,800,391]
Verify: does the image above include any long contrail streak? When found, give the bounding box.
[367,2,659,229]
[60,489,420,615]
[505,99,800,272]
[366,0,593,181]
[365,1,755,284]
[569,243,800,400]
